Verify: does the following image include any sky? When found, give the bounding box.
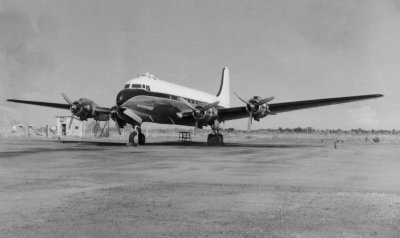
[0,0,398,130]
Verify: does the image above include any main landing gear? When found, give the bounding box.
[128,126,146,146]
[207,128,224,146]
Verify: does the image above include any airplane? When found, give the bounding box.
[7,67,383,146]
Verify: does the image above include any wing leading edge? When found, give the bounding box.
[218,94,383,121]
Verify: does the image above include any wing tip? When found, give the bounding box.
[359,94,383,99]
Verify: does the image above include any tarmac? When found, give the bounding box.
[0,136,399,237]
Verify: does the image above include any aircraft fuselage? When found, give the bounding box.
[115,73,222,126]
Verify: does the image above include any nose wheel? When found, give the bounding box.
[207,128,224,146]
[138,133,146,145]
[128,126,146,146]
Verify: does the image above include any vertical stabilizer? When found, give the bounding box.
[216,67,230,108]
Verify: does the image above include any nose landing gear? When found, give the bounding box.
[207,128,224,146]
[128,125,146,146]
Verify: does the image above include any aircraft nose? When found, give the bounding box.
[116,90,132,106]
[116,89,138,106]
[116,91,124,106]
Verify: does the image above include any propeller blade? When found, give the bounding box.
[114,120,121,135]
[194,119,198,136]
[179,97,196,111]
[110,107,122,135]
[123,108,143,124]
[61,93,73,105]
[203,100,219,111]
[255,96,275,106]
[234,92,250,105]
[68,114,74,130]
[247,113,253,131]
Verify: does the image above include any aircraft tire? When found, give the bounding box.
[207,134,215,146]
[138,133,146,145]
[217,134,224,145]
[128,131,138,146]
[215,134,223,146]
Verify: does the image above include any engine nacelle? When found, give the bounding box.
[71,98,97,120]
[196,106,216,124]
[253,105,268,121]
[246,96,270,121]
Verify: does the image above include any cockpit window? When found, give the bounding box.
[126,83,150,91]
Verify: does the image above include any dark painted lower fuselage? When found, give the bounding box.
[116,89,217,127]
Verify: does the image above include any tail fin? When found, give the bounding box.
[216,67,230,108]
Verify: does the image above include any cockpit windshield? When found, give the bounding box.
[124,83,151,91]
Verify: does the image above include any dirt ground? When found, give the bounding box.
[0,137,399,237]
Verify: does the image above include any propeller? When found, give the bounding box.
[110,106,121,135]
[180,98,219,135]
[61,93,77,129]
[62,93,120,135]
[61,93,97,129]
[234,92,274,131]
[61,93,73,105]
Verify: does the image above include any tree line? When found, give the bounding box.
[223,127,400,135]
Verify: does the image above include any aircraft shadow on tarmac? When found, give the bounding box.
[148,141,324,148]
[60,140,325,148]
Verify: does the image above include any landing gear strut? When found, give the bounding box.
[207,127,224,146]
[128,126,146,146]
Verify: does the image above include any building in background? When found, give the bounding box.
[56,116,83,137]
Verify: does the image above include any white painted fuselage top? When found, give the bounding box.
[124,73,219,106]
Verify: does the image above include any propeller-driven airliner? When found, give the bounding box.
[7,67,383,146]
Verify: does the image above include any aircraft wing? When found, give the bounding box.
[6,99,111,114]
[93,107,112,114]
[6,99,70,110]
[218,94,383,121]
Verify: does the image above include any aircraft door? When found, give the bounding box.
[61,124,66,136]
